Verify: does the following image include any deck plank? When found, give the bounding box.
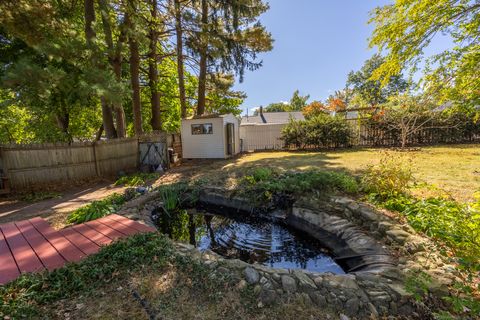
[98,215,139,236]
[71,224,112,246]
[29,217,85,263]
[59,228,100,255]
[0,223,44,273]
[0,227,20,285]
[108,214,156,233]
[85,220,125,240]
[15,220,65,271]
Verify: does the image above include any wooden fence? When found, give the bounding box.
[0,136,168,190]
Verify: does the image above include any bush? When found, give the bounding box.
[361,152,414,197]
[282,114,353,149]
[67,193,126,224]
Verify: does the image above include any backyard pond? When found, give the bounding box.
[152,207,345,274]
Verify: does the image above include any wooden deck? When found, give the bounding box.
[0,214,156,285]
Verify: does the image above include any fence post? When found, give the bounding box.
[92,141,100,177]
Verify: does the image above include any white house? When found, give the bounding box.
[181,113,240,159]
[240,107,305,151]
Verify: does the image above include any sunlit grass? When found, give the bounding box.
[187,144,479,202]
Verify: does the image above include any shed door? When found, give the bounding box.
[226,123,235,156]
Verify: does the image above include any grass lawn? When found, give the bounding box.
[184,144,479,202]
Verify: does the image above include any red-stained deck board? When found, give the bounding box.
[0,215,155,285]
[15,220,65,271]
[0,228,20,285]
[71,223,112,247]
[59,228,100,256]
[108,214,156,233]
[85,220,125,240]
[29,217,85,263]
[98,215,140,236]
[0,223,44,273]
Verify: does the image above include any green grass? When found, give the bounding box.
[190,144,479,201]
[114,172,161,187]
[19,191,62,202]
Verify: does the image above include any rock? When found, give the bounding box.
[259,289,277,305]
[386,229,410,244]
[237,279,247,290]
[244,267,260,284]
[378,221,393,233]
[309,292,327,307]
[357,205,379,222]
[339,314,350,320]
[367,303,379,318]
[293,270,317,289]
[299,292,313,305]
[253,285,262,295]
[345,298,359,315]
[281,275,297,293]
[323,275,359,291]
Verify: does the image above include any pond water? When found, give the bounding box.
[153,208,345,274]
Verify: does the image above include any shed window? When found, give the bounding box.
[191,123,213,135]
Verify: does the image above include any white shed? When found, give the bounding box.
[181,113,240,159]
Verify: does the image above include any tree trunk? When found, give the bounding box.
[84,0,117,139]
[84,0,96,45]
[129,35,143,136]
[149,0,162,131]
[99,0,126,138]
[101,97,118,138]
[196,0,208,116]
[174,0,187,118]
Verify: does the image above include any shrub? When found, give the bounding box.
[361,152,414,197]
[282,114,353,149]
[67,193,126,224]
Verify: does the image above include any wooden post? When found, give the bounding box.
[92,141,101,177]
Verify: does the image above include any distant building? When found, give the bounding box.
[240,107,305,151]
[241,107,305,125]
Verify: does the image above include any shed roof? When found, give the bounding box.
[241,112,304,125]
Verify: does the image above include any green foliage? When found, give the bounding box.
[404,270,432,302]
[256,90,310,114]
[375,192,480,318]
[20,192,62,203]
[67,193,126,224]
[368,0,480,107]
[114,172,160,187]
[361,152,415,197]
[380,194,480,267]
[241,168,359,203]
[281,114,353,149]
[346,54,409,107]
[0,233,173,318]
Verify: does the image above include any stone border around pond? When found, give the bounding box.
[116,188,458,319]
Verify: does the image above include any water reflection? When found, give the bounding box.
[154,209,344,274]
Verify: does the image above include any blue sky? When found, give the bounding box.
[233,0,453,115]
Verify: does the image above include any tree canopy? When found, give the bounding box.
[0,0,272,143]
[369,0,480,107]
